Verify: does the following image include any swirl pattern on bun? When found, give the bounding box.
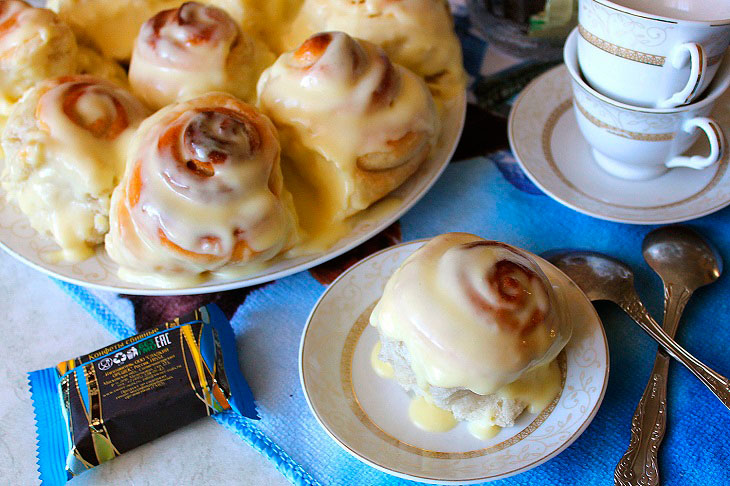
[106,93,298,286]
[286,0,466,100]
[1,75,150,261]
[129,1,274,110]
[257,31,438,221]
[48,0,260,61]
[371,233,572,396]
[0,0,77,114]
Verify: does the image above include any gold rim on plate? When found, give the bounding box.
[508,65,730,224]
[300,240,610,483]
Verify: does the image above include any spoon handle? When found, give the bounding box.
[614,284,692,486]
[619,294,730,411]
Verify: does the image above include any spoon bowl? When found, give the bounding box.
[541,250,635,303]
[544,248,730,411]
[642,226,722,293]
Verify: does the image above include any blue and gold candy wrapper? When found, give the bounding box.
[28,304,258,485]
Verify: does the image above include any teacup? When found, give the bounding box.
[565,28,729,181]
[578,0,730,108]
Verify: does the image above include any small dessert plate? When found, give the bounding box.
[300,240,609,483]
[509,65,730,225]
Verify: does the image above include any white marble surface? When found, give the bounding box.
[0,251,289,486]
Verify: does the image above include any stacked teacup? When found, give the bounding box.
[565,0,730,180]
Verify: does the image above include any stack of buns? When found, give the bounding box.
[0,0,465,286]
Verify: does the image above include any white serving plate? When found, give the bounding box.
[300,240,609,483]
[0,94,465,295]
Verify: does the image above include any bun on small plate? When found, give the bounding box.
[370,233,572,437]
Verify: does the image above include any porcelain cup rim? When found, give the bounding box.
[588,0,730,26]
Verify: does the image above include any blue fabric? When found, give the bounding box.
[59,158,730,486]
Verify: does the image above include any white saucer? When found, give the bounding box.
[509,65,730,225]
[299,240,609,484]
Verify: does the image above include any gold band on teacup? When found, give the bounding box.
[578,25,666,66]
[537,99,728,213]
[574,100,675,141]
[579,25,725,69]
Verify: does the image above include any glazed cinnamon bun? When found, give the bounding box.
[129,1,274,110]
[257,31,438,224]
[370,233,572,436]
[285,0,466,100]
[105,93,298,286]
[47,0,259,61]
[0,0,77,115]
[1,75,150,262]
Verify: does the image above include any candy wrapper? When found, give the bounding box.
[28,304,257,485]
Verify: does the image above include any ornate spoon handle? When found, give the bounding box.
[619,293,730,410]
[614,284,692,486]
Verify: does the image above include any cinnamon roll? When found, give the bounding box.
[0,0,77,115]
[285,0,466,100]
[370,233,572,436]
[106,93,298,286]
[257,32,438,224]
[1,75,150,262]
[129,1,274,110]
[47,0,259,61]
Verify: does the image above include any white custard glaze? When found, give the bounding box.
[47,0,184,60]
[48,0,262,61]
[129,1,274,110]
[285,0,466,100]
[105,93,298,286]
[257,31,438,223]
[0,0,77,114]
[370,233,572,395]
[408,396,457,433]
[75,45,128,87]
[370,341,394,379]
[1,75,149,262]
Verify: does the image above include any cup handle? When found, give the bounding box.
[657,42,707,109]
[666,118,726,170]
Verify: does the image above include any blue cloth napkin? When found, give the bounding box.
[60,156,730,486]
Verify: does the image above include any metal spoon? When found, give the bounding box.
[544,250,730,412]
[614,227,722,486]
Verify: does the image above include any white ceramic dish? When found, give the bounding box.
[300,240,609,484]
[0,94,465,295]
[509,65,730,224]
